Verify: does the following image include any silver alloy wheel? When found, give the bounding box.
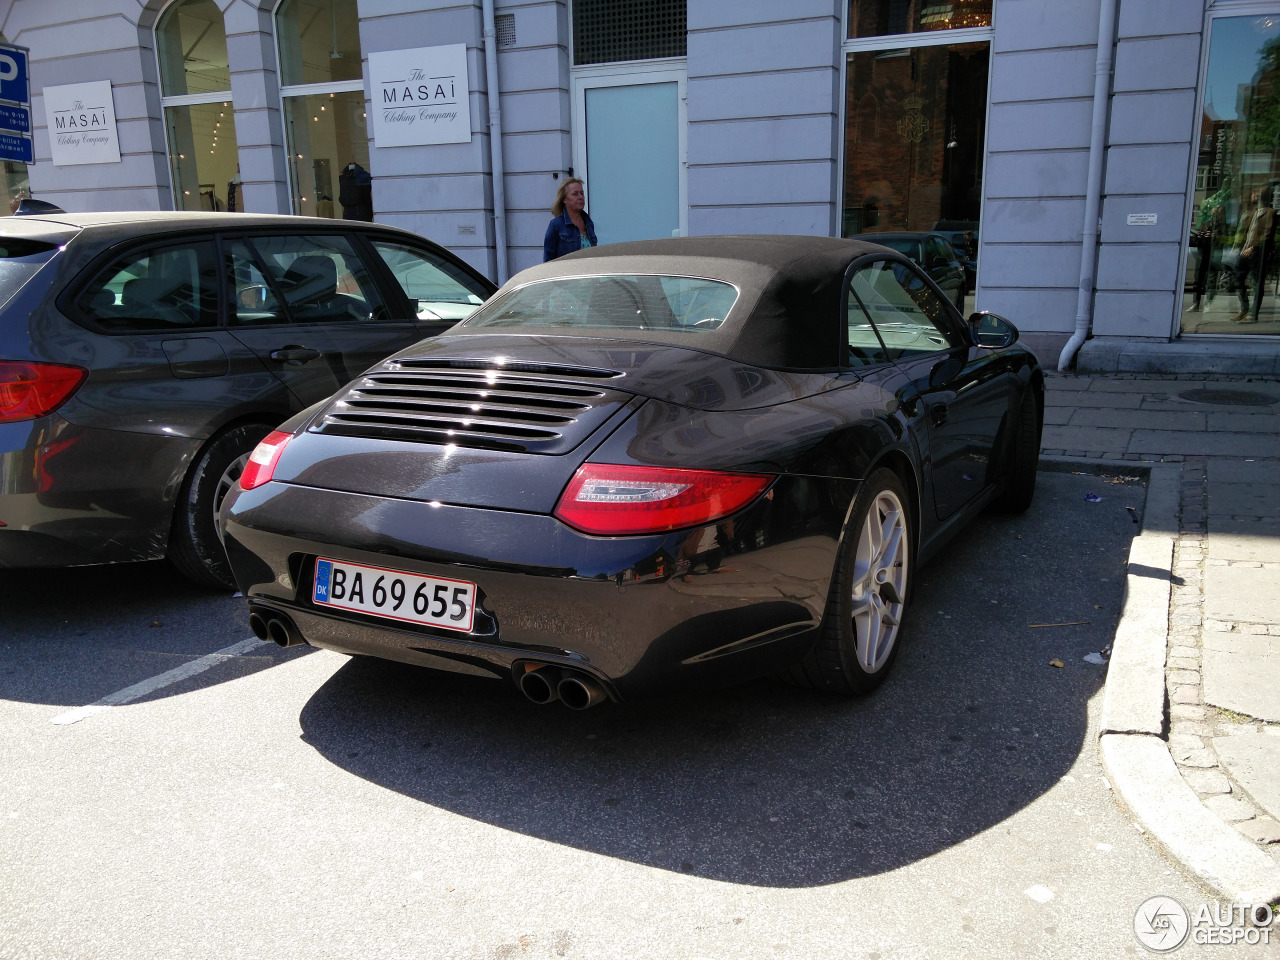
[849,487,908,673]
[212,452,251,529]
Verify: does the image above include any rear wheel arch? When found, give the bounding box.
[167,418,278,589]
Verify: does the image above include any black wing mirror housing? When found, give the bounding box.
[968,311,1019,349]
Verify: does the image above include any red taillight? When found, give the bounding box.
[554,463,772,535]
[0,361,87,423]
[239,431,293,490]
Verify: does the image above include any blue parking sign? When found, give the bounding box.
[0,45,29,106]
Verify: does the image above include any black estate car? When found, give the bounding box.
[0,211,495,587]
[220,235,1044,706]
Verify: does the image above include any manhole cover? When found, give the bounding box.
[1178,389,1278,406]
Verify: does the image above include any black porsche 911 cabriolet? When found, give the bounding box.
[219,235,1043,708]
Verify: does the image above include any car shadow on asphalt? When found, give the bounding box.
[295,471,1145,887]
[0,560,310,708]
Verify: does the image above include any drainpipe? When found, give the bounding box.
[481,0,510,284]
[1059,0,1119,372]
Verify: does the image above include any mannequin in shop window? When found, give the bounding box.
[338,161,373,221]
[227,168,241,213]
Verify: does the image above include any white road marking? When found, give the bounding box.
[50,638,262,725]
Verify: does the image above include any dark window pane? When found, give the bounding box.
[848,0,991,40]
[73,242,219,333]
[841,43,988,239]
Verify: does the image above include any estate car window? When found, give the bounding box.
[369,240,488,321]
[227,234,384,325]
[848,260,962,359]
[72,241,219,332]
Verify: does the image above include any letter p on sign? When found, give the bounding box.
[0,55,16,82]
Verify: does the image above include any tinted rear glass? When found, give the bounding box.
[0,240,60,307]
[462,275,738,335]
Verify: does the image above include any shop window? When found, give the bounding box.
[573,0,685,66]
[156,0,239,211]
[848,0,991,40]
[840,42,989,240]
[1182,14,1280,337]
[277,0,369,219]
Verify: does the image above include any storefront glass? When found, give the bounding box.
[276,0,363,86]
[156,0,230,96]
[282,91,370,219]
[848,0,991,40]
[277,0,368,219]
[164,101,239,212]
[1182,14,1280,336]
[840,42,988,253]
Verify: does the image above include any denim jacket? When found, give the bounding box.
[543,210,597,261]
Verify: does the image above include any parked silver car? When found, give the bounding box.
[0,211,495,587]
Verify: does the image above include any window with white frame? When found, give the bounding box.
[276,0,370,220]
[156,0,239,211]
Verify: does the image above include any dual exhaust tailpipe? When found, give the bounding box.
[248,607,305,648]
[518,664,608,710]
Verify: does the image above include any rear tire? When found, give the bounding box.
[992,387,1041,514]
[168,424,272,590]
[785,468,912,695]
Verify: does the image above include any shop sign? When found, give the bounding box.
[44,80,121,166]
[369,44,471,147]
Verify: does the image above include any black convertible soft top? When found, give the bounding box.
[457,235,891,370]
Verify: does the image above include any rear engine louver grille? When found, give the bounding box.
[313,360,629,454]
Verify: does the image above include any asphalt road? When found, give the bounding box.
[2,469,1270,959]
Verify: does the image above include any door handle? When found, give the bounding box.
[269,346,321,365]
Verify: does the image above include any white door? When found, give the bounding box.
[572,64,687,245]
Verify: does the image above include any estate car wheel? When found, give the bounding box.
[786,468,913,695]
[991,387,1041,515]
[168,423,272,589]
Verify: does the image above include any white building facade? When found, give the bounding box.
[2,0,1277,373]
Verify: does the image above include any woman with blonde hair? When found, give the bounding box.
[543,178,597,261]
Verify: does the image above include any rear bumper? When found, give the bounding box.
[221,477,845,698]
[0,419,198,568]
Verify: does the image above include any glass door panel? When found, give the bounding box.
[1182,15,1280,336]
[583,81,681,244]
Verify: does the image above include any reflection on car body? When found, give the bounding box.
[220,235,1043,707]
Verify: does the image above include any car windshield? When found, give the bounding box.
[461,275,739,334]
[0,239,60,309]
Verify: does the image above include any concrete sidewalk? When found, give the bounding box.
[1040,372,1280,904]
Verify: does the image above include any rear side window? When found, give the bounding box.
[71,241,219,332]
[0,239,61,309]
[368,240,488,321]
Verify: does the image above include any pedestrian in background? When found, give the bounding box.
[543,178,596,261]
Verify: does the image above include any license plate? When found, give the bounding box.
[313,558,476,632]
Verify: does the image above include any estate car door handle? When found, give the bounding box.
[269,346,322,365]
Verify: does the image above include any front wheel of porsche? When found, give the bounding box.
[786,467,912,695]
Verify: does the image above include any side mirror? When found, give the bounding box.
[968,311,1019,349]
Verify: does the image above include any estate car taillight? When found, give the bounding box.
[554,463,773,536]
[0,361,87,423]
[238,431,293,490]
